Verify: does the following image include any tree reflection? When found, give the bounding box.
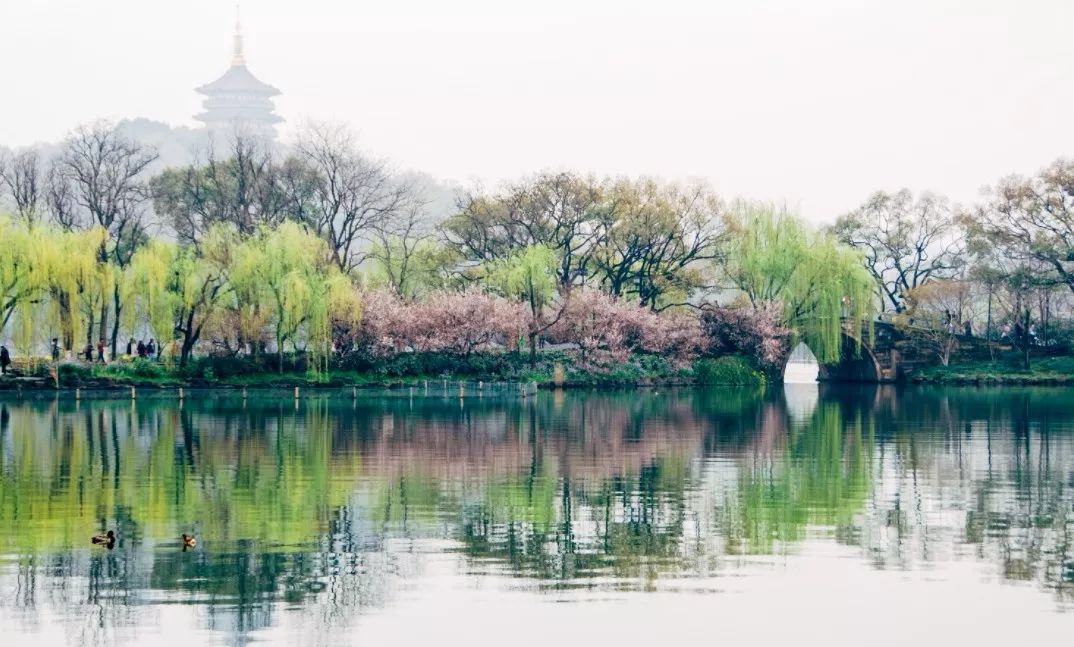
[0,386,1072,646]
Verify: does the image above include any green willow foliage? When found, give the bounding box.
[484,244,560,361]
[128,222,361,371]
[228,222,361,372]
[721,204,875,363]
[0,216,110,354]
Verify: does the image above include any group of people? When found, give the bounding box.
[76,338,160,364]
[942,310,974,337]
[128,338,160,360]
[1000,322,1038,346]
[80,339,107,363]
[0,337,163,375]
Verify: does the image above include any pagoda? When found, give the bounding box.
[195,14,282,138]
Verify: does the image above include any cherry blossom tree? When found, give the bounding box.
[700,301,793,371]
[356,288,525,359]
[549,289,703,367]
[410,289,526,357]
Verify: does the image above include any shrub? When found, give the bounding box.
[693,356,766,387]
[181,353,308,380]
[122,358,168,379]
[335,349,539,379]
[57,362,92,380]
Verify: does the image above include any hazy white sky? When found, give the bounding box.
[2,0,1072,222]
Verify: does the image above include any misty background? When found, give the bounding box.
[1,0,1073,222]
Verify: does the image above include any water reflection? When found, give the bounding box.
[0,386,1072,645]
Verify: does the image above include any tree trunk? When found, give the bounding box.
[109,284,122,360]
[56,291,74,353]
[986,290,993,362]
[1022,308,1031,370]
[86,309,96,348]
[181,337,195,367]
[98,300,109,351]
[528,291,539,368]
[179,310,201,367]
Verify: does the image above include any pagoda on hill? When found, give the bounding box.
[195,14,282,138]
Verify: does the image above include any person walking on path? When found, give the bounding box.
[51,338,61,362]
[137,340,146,358]
[126,338,134,358]
[0,345,10,375]
[147,339,156,359]
[96,339,106,364]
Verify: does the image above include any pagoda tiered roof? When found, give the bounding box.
[196,63,280,97]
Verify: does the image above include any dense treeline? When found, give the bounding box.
[2,120,1072,375]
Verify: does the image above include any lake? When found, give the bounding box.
[0,385,1072,646]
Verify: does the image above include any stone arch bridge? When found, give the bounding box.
[809,319,985,383]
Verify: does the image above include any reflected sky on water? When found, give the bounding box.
[0,385,1072,645]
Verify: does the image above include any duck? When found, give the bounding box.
[181,533,197,550]
[91,530,115,548]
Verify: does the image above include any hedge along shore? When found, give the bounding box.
[0,353,775,393]
[0,374,700,394]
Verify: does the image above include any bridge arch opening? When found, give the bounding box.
[784,341,820,383]
[816,332,882,383]
[784,333,884,383]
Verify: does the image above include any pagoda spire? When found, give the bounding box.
[232,5,245,66]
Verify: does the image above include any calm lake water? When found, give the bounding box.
[0,385,1072,646]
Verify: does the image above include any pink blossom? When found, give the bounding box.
[357,288,526,357]
[549,289,703,368]
[700,301,792,369]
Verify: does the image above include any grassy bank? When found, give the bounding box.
[911,356,1074,385]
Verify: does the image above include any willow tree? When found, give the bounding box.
[0,217,58,357]
[43,225,110,353]
[484,244,559,365]
[127,226,238,366]
[230,221,360,372]
[0,216,107,355]
[126,240,177,349]
[719,204,875,364]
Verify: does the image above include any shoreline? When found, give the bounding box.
[2,353,1072,393]
[0,376,701,394]
[908,374,1074,386]
[2,374,1073,395]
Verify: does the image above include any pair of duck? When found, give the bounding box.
[92,531,196,550]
